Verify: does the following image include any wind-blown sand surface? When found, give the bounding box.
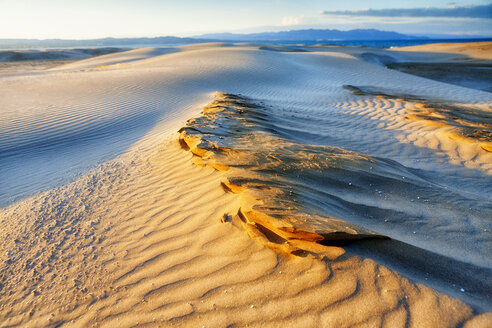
[0,42,491,327]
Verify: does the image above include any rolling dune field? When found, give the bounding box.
[0,43,491,327]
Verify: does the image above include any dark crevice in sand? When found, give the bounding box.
[258,45,310,53]
[387,62,492,93]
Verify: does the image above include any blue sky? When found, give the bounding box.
[0,0,491,39]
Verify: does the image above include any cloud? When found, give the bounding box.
[321,4,492,19]
[281,15,305,26]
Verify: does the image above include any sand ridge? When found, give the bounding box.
[178,92,387,245]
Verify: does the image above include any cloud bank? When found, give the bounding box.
[322,4,492,19]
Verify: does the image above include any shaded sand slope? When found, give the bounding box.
[178,91,492,258]
[0,43,491,326]
[387,42,492,92]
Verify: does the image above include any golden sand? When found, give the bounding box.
[0,137,480,327]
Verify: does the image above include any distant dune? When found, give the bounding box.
[0,36,213,51]
[393,41,492,60]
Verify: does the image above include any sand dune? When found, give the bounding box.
[392,42,492,61]
[50,47,180,72]
[0,138,484,327]
[0,48,123,63]
[0,43,491,326]
[0,48,125,77]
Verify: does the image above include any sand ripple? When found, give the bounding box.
[0,139,481,327]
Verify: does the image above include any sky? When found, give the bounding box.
[0,0,491,39]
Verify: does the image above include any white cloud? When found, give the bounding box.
[281,15,305,26]
[321,4,492,19]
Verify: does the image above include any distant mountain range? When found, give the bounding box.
[195,29,425,41]
[3,28,487,50]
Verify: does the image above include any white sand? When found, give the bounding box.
[0,43,491,327]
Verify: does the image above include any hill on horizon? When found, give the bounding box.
[3,28,489,50]
[195,28,425,41]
